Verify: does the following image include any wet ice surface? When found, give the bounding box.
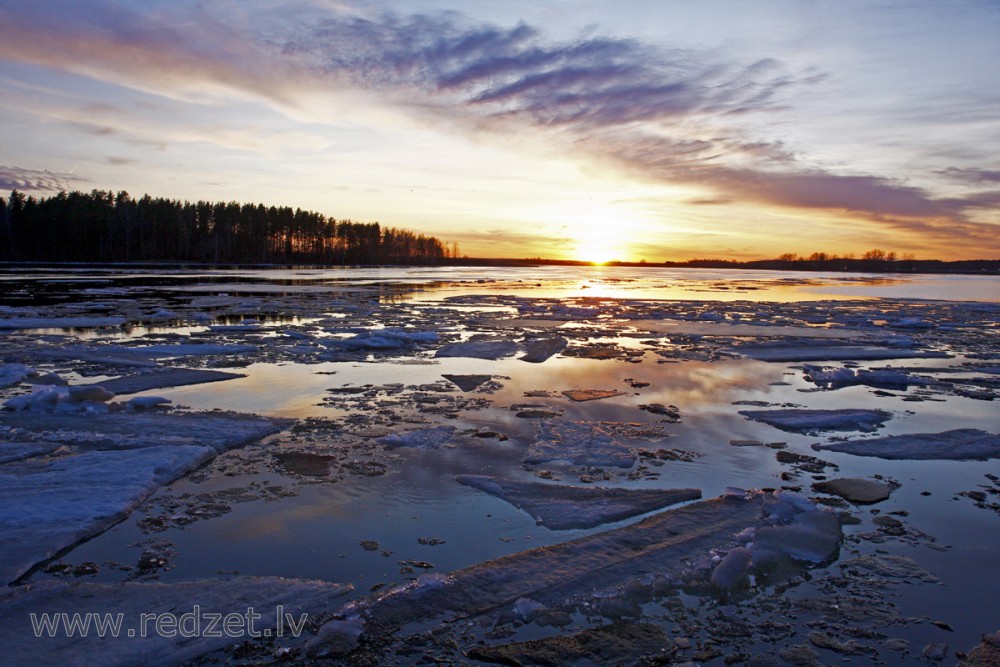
[1,265,999,665]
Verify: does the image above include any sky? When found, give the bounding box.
[1,0,999,262]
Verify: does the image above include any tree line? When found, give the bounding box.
[0,189,456,264]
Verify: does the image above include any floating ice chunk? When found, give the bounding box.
[3,385,115,413]
[513,597,547,621]
[520,336,568,363]
[762,490,818,523]
[85,368,244,395]
[752,509,842,564]
[456,475,700,530]
[323,328,438,351]
[143,309,181,323]
[710,547,752,590]
[380,425,456,449]
[739,408,892,433]
[125,396,172,410]
[0,363,34,389]
[136,343,257,356]
[728,341,948,362]
[562,389,627,402]
[890,317,934,329]
[435,339,520,359]
[813,428,1000,460]
[306,616,365,659]
[805,366,925,389]
[523,420,637,468]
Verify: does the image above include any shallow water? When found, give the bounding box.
[3,264,1000,663]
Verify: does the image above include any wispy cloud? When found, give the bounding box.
[0,166,82,193]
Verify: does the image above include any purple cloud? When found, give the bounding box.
[0,166,81,194]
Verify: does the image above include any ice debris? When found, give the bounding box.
[814,428,1000,460]
[804,365,926,389]
[3,385,116,413]
[321,328,437,351]
[456,474,701,529]
[0,363,35,389]
[379,425,456,449]
[523,420,637,468]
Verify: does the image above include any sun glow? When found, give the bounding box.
[575,242,619,265]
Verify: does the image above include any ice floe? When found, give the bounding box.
[561,389,627,402]
[0,363,35,388]
[804,365,927,389]
[0,411,287,583]
[814,429,1000,460]
[321,328,438,351]
[435,339,520,359]
[84,368,245,395]
[523,420,637,468]
[740,408,892,433]
[728,341,949,362]
[456,474,701,529]
[520,336,568,363]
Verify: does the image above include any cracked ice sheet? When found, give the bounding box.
[0,412,287,584]
[341,495,768,638]
[523,420,637,468]
[627,319,857,338]
[0,411,289,454]
[456,475,701,530]
[0,577,352,667]
[0,446,214,584]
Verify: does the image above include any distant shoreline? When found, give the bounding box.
[3,257,998,277]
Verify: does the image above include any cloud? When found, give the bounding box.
[0,166,81,193]
[937,167,1000,184]
[289,11,813,130]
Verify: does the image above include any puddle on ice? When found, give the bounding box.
[1,265,999,665]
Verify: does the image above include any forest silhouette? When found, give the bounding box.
[0,189,453,264]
